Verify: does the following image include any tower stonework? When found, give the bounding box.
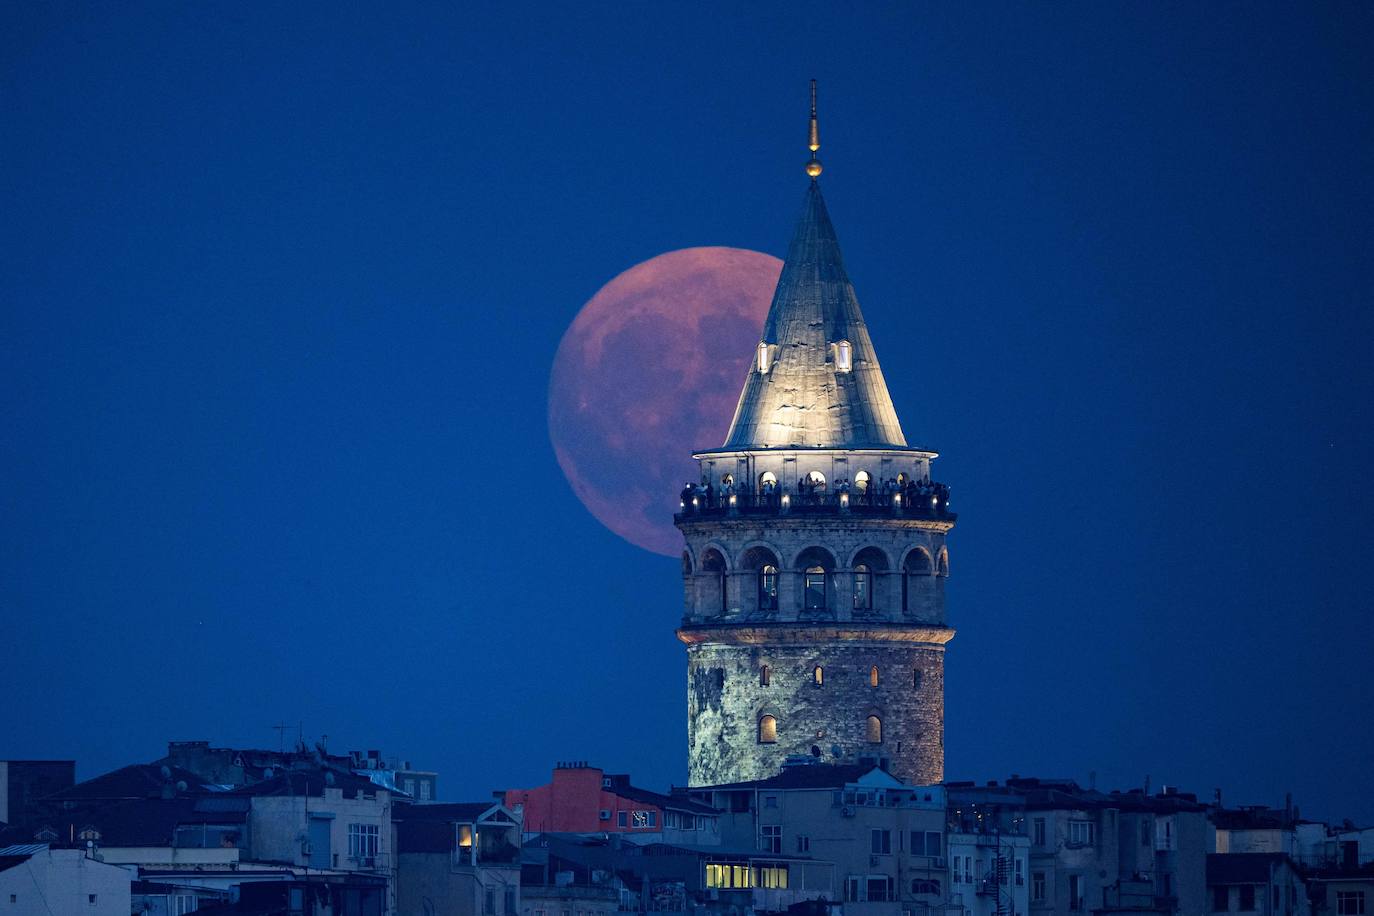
[676,169,956,788]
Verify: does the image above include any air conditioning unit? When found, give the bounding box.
[932,857,947,869]
[599,810,611,821]
[870,856,881,867]
[841,806,856,817]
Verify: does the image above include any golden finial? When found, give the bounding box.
[806,79,823,178]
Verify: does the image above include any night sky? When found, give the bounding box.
[3,4,1372,822]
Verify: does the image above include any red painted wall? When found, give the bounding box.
[505,765,663,834]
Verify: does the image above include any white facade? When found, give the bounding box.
[0,848,131,916]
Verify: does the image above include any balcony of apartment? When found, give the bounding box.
[524,884,619,903]
[675,483,954,523]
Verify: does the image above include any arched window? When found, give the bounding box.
[758,715,777,744]
[870,665,880,687]
[813,666,824,686]
[912,879,941,896]
[721,473,734,488]
[759,665,771,687]
[937,548,950,577]
[702,548,727,613]
[902,548,934,613]
[897,472,907,487]
[804,566,827,610]
[854,470,870,492]
[866,715,882,744]
[853,564,872,610]
[913,668,923,689]
[759,565,779,611]
[833,339,853,372]
[805,470,826,490]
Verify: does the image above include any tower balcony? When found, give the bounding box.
[675,485,955,523]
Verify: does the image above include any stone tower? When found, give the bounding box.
[676,94,956,787]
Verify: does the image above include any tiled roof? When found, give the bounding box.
[43,765,213,801]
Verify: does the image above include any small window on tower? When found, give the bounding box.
[758,715,778,744]
[760,665,771,687]
[813,666,824,686]
[757,342,774,373]
[833,340,853,372]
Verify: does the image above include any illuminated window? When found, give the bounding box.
[756,865,789,889]
[758,715,777,744]
[833,340,853,372]
[759,665,770,687]
[759,566,779,611]
[854,470,870,492]
[938,548,950,577]
[804,567,827,610]
[721,473,733,487]
[869,665,880,687]
[759,471,777,491]
[853,565,872,610]
[866,715,882,744]
[805,470,826,490]
[757,342,773,373]
[813,666,824,686]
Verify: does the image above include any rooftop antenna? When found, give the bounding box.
[272,722,290,753]
[806,79,823,179]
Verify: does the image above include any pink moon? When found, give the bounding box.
[548,247,783,557]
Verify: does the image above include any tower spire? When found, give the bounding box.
[806,79,823,179]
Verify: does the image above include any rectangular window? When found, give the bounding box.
[761,825,782,854]
[647,811,657,828]
[846,876,862,902]
[504,888,516,915]
[867,877,893,903]
[952,856,961,882]
[1069,875,1084,911]
[420,781,432,801]
[911,831,925,856]
[926,832,942,857]
[1240,886,1256,911]
[1016,857,1024,886]
[796,835,810,853]
[617,811,627,828]
[1033,872,1046,903]
[1033,818,1046,847]
[348,823,380,861]
[965,857,973,884]
[631,810,649,828]
[1068,820,1096,847]
[1338,892,1366,916]
[1214,887,1229,911]
[765,795,778,808]
[484,889,495,915]
[871,829,891,855]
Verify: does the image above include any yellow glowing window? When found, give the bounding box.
[457,824,473,847]
[813,665,824,686]
[870,665,880,687]
[758,715,777,744]
[866,715,883,744]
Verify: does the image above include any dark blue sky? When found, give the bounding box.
[3,3,1371,822]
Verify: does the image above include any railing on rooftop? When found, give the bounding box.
[676,484,953,522]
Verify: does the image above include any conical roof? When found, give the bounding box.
[721,181,907,449]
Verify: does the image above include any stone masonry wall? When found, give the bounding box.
[686,640,945,787]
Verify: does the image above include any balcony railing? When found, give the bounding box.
[676,485,954,522]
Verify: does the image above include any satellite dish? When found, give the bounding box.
[324,771,336,786]
[175,781,188,792]
[831,745,843,758]
[159,766,172,779]
[263,767,274,779]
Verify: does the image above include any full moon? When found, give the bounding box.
[548,247,783,557]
